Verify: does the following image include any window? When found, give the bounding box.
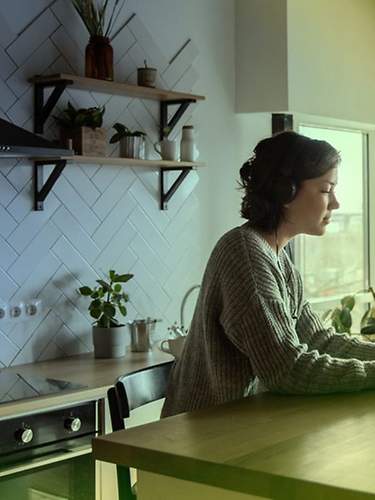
[295,125,369,325]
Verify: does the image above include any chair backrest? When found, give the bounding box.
[108,361,174,431]
[107,361,174,500]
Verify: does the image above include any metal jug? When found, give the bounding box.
[129,318,160,352]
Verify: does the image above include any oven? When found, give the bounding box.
[0,374,100,500]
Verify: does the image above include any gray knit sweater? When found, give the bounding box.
[161,223,375,417]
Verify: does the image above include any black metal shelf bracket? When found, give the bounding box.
[33,78,72,210]
[160,99,195,139]
[34,159,67,211]
[159,98,197,209]
[160,166,193,210]
[34,79,73,134]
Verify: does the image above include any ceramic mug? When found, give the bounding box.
[154,139,178,161]
[160,336,186,359]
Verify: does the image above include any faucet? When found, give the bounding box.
[180,284,200,332]
[167,284,200,338]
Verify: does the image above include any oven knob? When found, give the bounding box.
[65,417,82,432]
[15,427,34,444]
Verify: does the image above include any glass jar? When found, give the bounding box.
[180,125,199,162]
[85,36,113,81]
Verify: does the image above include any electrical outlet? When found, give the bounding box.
[26,299,42,317]
[26,304,37,316]
[0,299,43,322]
[0,306,8,320]
[10,304,24,319]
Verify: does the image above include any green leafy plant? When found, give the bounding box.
[322,287,375,335]
[54,102,105,129]
[109,123,146,144]
[322,295,355,333]
[161,126,171,138]
[78,270,134,328]
[360,287,375,335]
[71,0,127,39]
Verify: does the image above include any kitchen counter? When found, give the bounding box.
[0,348,172,419]
[93,390,375,500]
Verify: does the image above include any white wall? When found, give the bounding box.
[0,0,243,366]
[288,0,375,122]
[235,0,288,113]
[236,0,375,124]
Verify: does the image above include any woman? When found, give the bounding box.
[161,131,375,418]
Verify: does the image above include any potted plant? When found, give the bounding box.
[110,122,146,159]
[55,101,106,156]
[71,0,127,80]
[322,295,355,333]
[360,287,375,335]
[322,287,375,337]
[78,269,134,358]
[137,59,157,88]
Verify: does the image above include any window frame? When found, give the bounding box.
[291,113,375,309]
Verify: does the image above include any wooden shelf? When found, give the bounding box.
[31,74,206,211]
[32,155,205,168]
[30,74,205,102]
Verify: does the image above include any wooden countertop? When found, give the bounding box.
[93,390,375,499]
[0,349,172,419]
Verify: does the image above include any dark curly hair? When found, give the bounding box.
[239,131,341,232]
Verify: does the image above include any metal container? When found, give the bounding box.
[129,318,159,352]
[119,135,145,159]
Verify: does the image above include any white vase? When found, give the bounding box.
[180,125,199,161]
[92,325,128,358]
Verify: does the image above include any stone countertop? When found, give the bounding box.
[0,348,172,419]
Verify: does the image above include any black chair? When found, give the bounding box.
[107,361,174,500]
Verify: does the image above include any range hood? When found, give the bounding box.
[0,118,72,158]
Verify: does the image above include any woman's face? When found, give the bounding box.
[284,167,339,237]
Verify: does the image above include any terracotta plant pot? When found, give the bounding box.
[85,36,113,81]
[92,325,128,359]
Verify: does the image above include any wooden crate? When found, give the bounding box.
[62,127,107,156]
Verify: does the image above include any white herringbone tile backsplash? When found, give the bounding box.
[0,1,204,366]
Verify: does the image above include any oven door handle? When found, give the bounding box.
[0,445,92,478]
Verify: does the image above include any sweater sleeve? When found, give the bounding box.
[223,294,375,395]
[215,227,375,395]
[296,300,375,362]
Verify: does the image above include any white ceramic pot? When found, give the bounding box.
[92,325,128,358]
